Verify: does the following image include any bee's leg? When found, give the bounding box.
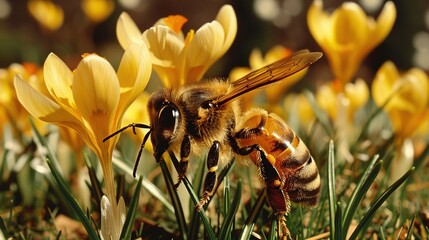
[277,214,291,240]
[174,134,191,189]
[230,137,291,239]
[196,141,220,211]
[256,148,292,239]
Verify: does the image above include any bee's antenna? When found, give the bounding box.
[133,129,152,178]
[103,123,150,142]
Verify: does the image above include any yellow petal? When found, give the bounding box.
[14,75,77,124]
[249,48,264,69]
[372,61,400,107]
[143,26,184,67]
[331,2,368,49]
[187,21,224,67]
[43,53,77,113]
[214,4,237,59]
[116,12,143,50]
[316,83,337,119]
[307,0,330,48]
[369,2,396,51]
[344,79,369,111]
[72,54,120,122]
[116,40,152,122]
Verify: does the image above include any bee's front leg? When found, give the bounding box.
[196,141,220,211]
[174,134,191,189]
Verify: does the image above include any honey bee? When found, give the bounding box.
[104,50,322,238]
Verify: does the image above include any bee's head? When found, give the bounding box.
[148,91,181,161]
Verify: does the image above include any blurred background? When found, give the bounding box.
[0,0,428,87]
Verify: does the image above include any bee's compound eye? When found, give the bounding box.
[158,104,180,135]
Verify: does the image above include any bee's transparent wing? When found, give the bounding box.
[213,50,323,107]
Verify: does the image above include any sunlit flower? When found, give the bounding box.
[372,61,428,184]
[14,40,152,235]
[316,79,369,120]
[372,61,429,141]
[229,45,309,111]
[316,79,370,162]
[28,0,64,31]
[0,63,46,137]
[307,0,396,87]
[116,4,237,88]
[81,0,115,23]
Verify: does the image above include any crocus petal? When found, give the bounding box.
[14,75,80,125]
[307,0,330,47]
[372,61,399,107]
[331,2,368,49]
[43,53,77,115]
[344,79,369,111]
[370,1,396,50]
[187,21,224,67]
[214,4,237,58]
[316,83,337,119]
[72,54,120,123]
[116,40,152,123]
[307,0,396,86]
[143,26,184,67]
[116,12,143,50]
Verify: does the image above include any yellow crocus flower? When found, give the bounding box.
[14,40,152,238]
[116,4,237,88]
[316,79,369,121]
[372,61,428,185]
[316,79,369,163]
[28,0,64,31]
[372,61,429,141]
[0,63,46,137]
[307,0,396,88]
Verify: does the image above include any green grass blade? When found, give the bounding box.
[182,176,217,240]
[158,156,188,239]
[405,214,416,240]
[86,164,103,209]
[219,180,242,240]
[335,202,342,240]
[46,158,99,239]
[223,174,231,240]
[239,189,266,240]
[188,160,206,240]
[268,218,277,240]
[327,140,336,239]
[348,167,415,240]
[0,217,9,239]
[342,156,382,236]
[356,91,397,142]
[120,176,143,239]
[112,157,174,214]
[29,119,62,173]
